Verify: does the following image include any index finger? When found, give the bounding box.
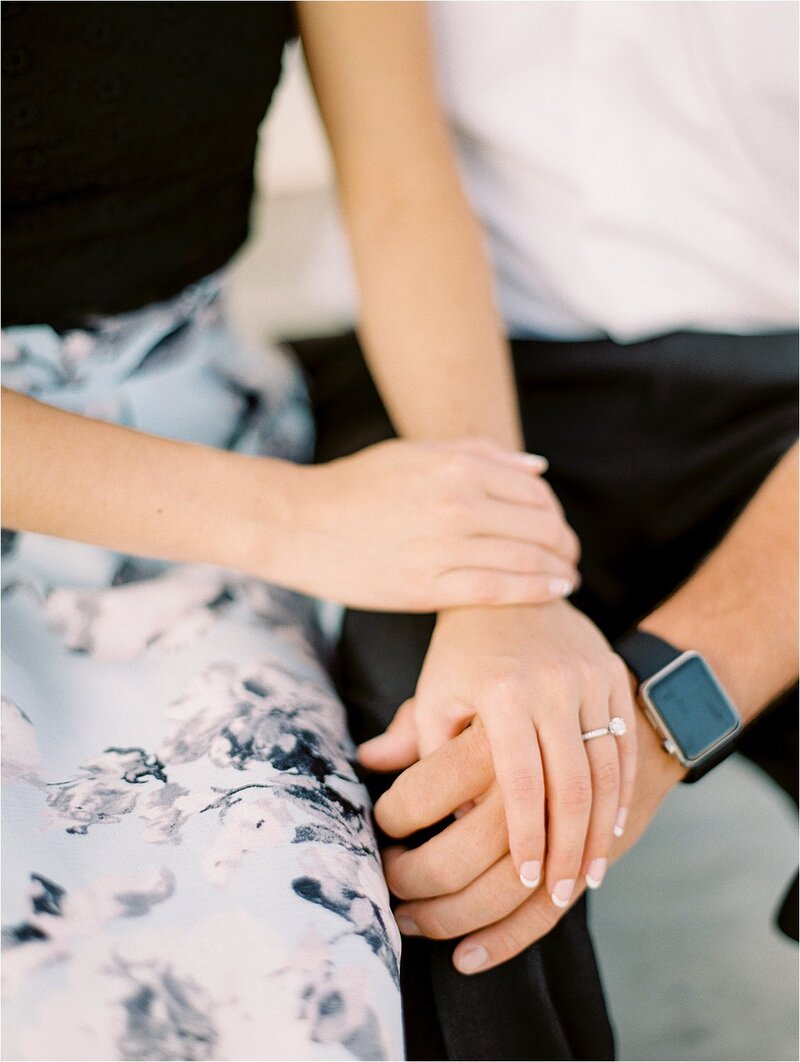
[452,877,586,975]
[375,720,493,838]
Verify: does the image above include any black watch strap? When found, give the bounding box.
[680,732,739,783]
[614,629,682,684]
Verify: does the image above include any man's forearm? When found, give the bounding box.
[641,443,798,722]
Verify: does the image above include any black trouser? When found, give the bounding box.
[289,329,798,1061]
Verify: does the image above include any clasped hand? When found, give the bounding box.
[359,601,640,971]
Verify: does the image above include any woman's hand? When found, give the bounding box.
[3,395,576,613]
[264,437,580,611]
[370,705,677,973]
[359,601,637,906]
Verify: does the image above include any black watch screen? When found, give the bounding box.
[643,652,740,762]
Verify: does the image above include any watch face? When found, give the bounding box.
[644,653,740,762]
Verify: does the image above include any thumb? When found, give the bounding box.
[416,701,469,759]
[358,699,419,772]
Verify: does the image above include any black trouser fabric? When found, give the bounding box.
[289,329,798,1062]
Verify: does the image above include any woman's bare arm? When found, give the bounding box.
[2,387,293,572]
[298,1,523,449]
[2,388,579,610]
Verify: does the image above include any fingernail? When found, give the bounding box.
[614,807,628,838]
[514,452,548,472]
[585,858,608,890]
[551,879,575,908]
[455,945,489,974]
[519,861,541,888]
[549,578,574,597]
[453,801,475,820]
[396,915,421,936]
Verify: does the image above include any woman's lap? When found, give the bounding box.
[2,566,402,1060]
[1,282,403,1061]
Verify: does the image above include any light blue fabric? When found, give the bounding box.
[1,276,403,1061]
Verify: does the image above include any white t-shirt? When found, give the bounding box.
[430,0,798,341]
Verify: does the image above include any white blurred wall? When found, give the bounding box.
[257,43,332,195]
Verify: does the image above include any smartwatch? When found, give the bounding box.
[614,629,742,783]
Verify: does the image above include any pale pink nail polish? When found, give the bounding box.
[515,452,549,472]
[519,860,541,888]
[614,807,629,837]
[456,945,489,974]
[551,878,575,908]
[549,577,574,597]
[396,915,421,936]
[585,858,608,890]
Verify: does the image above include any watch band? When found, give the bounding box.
[613,628,738,784]
[614,629,682,684]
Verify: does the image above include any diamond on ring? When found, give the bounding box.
[581,717,628,742]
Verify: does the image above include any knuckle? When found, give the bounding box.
[551,842,585,874]
[416,907,454,940]
[410,836,465,896]
[495,923,531,959]
[467,570,503,605]
[524,543,547,573]
[504,766,542,800]
[536,511,561,549]
[498,541,533,572]
[591,756,620,796]
[442,452,477,485]
[439,494,472,529]
[384,863,415,901]
[557,773,593,812]
[425,859,461,895]
[487,667,526,699]
[540,658,576,698]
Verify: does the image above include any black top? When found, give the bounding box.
[2,2,294,328]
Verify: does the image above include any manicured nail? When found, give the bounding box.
[519,861,541,888]
[551,879,575,908]
[514,452,549,472]
[396,915,421,936]
[549,578,574,598]
[456,945,489,974]
[614,807,628,838]
[453,801,475,820]
[585,859,608,890]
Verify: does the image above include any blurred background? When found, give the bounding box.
[227,43,799,1062]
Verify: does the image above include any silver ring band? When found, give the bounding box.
[581,717,628,742]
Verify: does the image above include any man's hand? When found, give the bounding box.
[362,602,637,905]
[374,698,684,974]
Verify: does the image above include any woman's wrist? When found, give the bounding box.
[222,451,306,583]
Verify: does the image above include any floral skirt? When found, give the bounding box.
[1,276,404,1061]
